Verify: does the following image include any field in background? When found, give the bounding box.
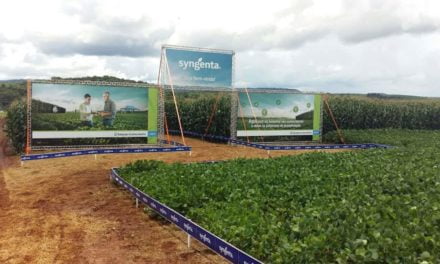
[2,79,439,137]
[322,96,440,133]
[0,81,26,111]
[165,91,440,139]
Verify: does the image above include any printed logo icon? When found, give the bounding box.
[159,208,167,215]
[183,223,193,232]
[276,99,281,105]
[262,109,268,116]
[307,102,311,108]
[199,233,211,244]
[170,215,179,223]
[253,102,259,107]
[219,246,234,258]
[178,57,221,71]
[293,106,299,113]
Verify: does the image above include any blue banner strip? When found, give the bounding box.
[168,130,392,150]
[111,168,263,264]
[21,142,191,161]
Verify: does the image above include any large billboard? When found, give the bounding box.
[30,81,158,145]
[164,46,234,88]
[237,91,321,140]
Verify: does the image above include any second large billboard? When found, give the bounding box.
[237,91,321,140]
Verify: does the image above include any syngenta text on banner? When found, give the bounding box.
[164,47,233,88]
[30,81,158,145]
[237,92,322,140]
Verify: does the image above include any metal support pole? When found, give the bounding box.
[230,90,238,142]
[164,55,187,146]
[157,48,166,147]
[323,95,345,144]
[135,198,139,208]
[25,80,32,155]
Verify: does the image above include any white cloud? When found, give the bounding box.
[0,0,440,96]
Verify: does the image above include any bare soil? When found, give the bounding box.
[0,123,346,263]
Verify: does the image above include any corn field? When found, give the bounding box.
[323,96,440,132]
[164,92,440,137]
[165,91,231,137]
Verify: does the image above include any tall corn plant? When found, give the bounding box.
[165,94,231,137]
[5,100,27,153]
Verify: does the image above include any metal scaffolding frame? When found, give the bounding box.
[158,44,236,144]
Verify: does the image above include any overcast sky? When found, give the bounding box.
[1,0,440,96]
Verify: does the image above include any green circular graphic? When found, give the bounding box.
[262,109,268,116]
[307,102,311,108]
[276,99,281,105]
[293,106,299,113]
[254,102,259,107]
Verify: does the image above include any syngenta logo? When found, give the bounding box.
[183,223,193,232]
[199,233,211,244]
[178,57,221,71]
[219,246,234,258]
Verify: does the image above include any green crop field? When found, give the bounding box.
[118,129,440,263]
[32,112,148,131]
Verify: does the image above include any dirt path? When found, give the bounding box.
[0,130,345,264]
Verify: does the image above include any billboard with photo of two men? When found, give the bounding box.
[30,81,158,147]
[237,91,322,141]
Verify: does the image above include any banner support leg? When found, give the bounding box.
[187,234,191,248]
[25,79,32,155]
